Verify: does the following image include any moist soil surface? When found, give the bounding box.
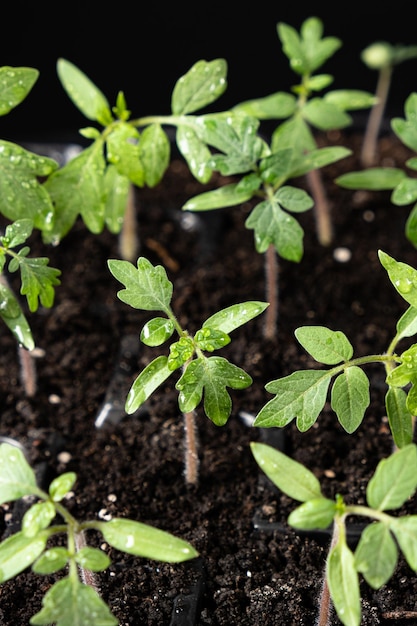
[1,129,417,625]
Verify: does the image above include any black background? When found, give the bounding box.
[1,4,416,141]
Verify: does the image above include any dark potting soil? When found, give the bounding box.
[1,129,417,625]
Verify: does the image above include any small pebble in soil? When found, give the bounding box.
[333,247,352,262]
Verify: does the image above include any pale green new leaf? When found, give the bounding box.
[0,141,57,232]
[355,522,398,588]
[30,577,117,626]
[22,501,55,537]
[75,547,111,572]
[49,472,77,502]
[176,124,213,183]
[0,218,33,248]
[387,345,417,388]
[183,183,253,211]
[203,301,269,334]
[250,442,323,502]
[233,91,296,120]
[103,165,130,233]
[336,167,406,190]
[99,518,198,562]
[139,123,170,187]
[303,98,352,130]
[367,444,417,510]
[106,123,145,187]
[254,370,331,430]
[125,355,172,414]
[0,282,34,349]
[390,516,417,570]
[0,66,39,115]
[176,356,252,425]
[385,387,413,449]
[327,539,361,626]
[171,59,227,115]
[288,498,336,529]
[0,443,37,503]
[245,199,305,261]
[379,250,417,309]
[0,531,47,582]
[57,58,112,125]
[108,257,173,312]
[392,177,417,206]
[295,326,353,363]
[44,141,106,243]
[331,367,370,433]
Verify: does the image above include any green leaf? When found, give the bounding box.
[250,442,323,502]
[0,531,47,582]
[259,147,298,186]
[106,123,145,187]
[254,370,331,430]
[271,116,316,155]
[103,166,130,233]
[57,58,112,125]
[30,577,117,626]
[324,89,376,111]
[168,336,195,369]
[14,254,61,312]
[139,124,170,187]
[379,250,417,308]
[0,66,39,115]
[288,498,336,529]
[336,167,406,190]
[0,442,37,503]
[75,546,111,572]
[99,518,198,562]
[406,203,417,248]
[290,146,351,177]
[22,501,55,537]
[1,218,33,248]
[203,301,269,334]
[392,93,417,152]
[176,356,252,425]
[233,91,297,120]
[387,344,417,388]
[183,182,253,211]
[355,522,398,588]
[331,367,370,433]
[32,547,69,574]
[44,141,106,243]
[0,282,34,349]
[49,472,77,501]
[140,317,174,346]
[303,98,352,130]
[390,516,417,570]
[392,177,417,206]
[176,125,213,183]
[396,306,417,341]
[125,355,172,414]
[276,186,314,213]
[108,257,173,312]
[385,387,413,448]
[295,326,353,364]
[245,198,305,261]
[327,539,361,626]
[171,59,227,115]
[367,444,417,510]
[195,327,231,351]
[0,141,57,232]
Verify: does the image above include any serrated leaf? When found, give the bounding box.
[0,66,39,115]
[16,254,61,312]
[125,355,172,414]
[355,522,397,588]
[0,531,47,582]
[0,443,37,503]
[49,472,77,501]
[379,250,417,309]
[336,168,406,190]
[176,356,252,425]
[108,257,173,312]
[295,326,353,363]
[44,141,106,243]
[0,141,57,232]
[140,317,174,346]
[331,367,370,433]
[171,59,227,115]
[99,518,198,562]
[203,301,269,334]
[327,539,361,626]
[245,198,305,261]
[367,444,417,510]
[0,282,34,349]
[385,386,413,448]
[57,58,112,125]
[288,498,336,529]
[254,370,331,430]
[183,183,253,211]
[30,577,117,626]
[390,516,417,570]
[250,442,323,502]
